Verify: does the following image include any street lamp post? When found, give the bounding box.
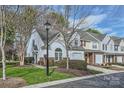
[44,21,51,76]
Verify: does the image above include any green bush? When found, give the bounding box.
[55,60,87,70]
[24,57,34,64]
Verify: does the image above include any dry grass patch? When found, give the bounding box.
[0,77,27,88]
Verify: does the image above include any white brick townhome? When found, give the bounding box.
[26,27,124,65]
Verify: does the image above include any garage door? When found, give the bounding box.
[95,54,103,64]
[117,56,122,63]
[71,53,83,60]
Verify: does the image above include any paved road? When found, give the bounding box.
[46,72,124,88]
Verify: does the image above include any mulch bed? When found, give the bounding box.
[56,68,91,77]
[0,77,27,88]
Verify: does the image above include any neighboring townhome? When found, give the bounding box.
[26,27,85,64]
[78,31,124,65]
[78,31,106,65]
[111,36,124,63]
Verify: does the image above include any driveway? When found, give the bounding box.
[46,72,124,88]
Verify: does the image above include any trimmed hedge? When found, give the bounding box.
[55,60,87,70]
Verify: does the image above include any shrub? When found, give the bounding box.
[55,60,87,70]
[24,57,34,64]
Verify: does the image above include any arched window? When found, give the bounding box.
[55,48,62,61]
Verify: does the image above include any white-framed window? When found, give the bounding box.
[92,42,97,49]
[55,48,62,61]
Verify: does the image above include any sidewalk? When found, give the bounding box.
[87,65,117,73]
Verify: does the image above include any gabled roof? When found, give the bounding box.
[36,27,60,44]
[87,32,106,41]
[78,31,98,42]
[110,36,122,45]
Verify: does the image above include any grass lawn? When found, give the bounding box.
[0,65,74,85]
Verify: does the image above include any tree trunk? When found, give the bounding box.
[1,46,6,80]
[19,50,25,66]
[65,46,69,70]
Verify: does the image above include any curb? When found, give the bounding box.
[22,71,124,88]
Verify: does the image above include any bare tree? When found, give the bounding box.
[45,5,94,70]
[14,6,37,66]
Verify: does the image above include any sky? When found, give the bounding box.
[34,5,124,37]
[53,5,124,37]
[75,5,124,37]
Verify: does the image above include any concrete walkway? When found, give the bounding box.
[87,65,117,73]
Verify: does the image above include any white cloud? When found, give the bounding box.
[69,14,107,29]
[109,32,118,36]
[91,26,112,34]
[85,14,107,27]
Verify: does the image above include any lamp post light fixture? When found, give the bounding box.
[44,21,51,76]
